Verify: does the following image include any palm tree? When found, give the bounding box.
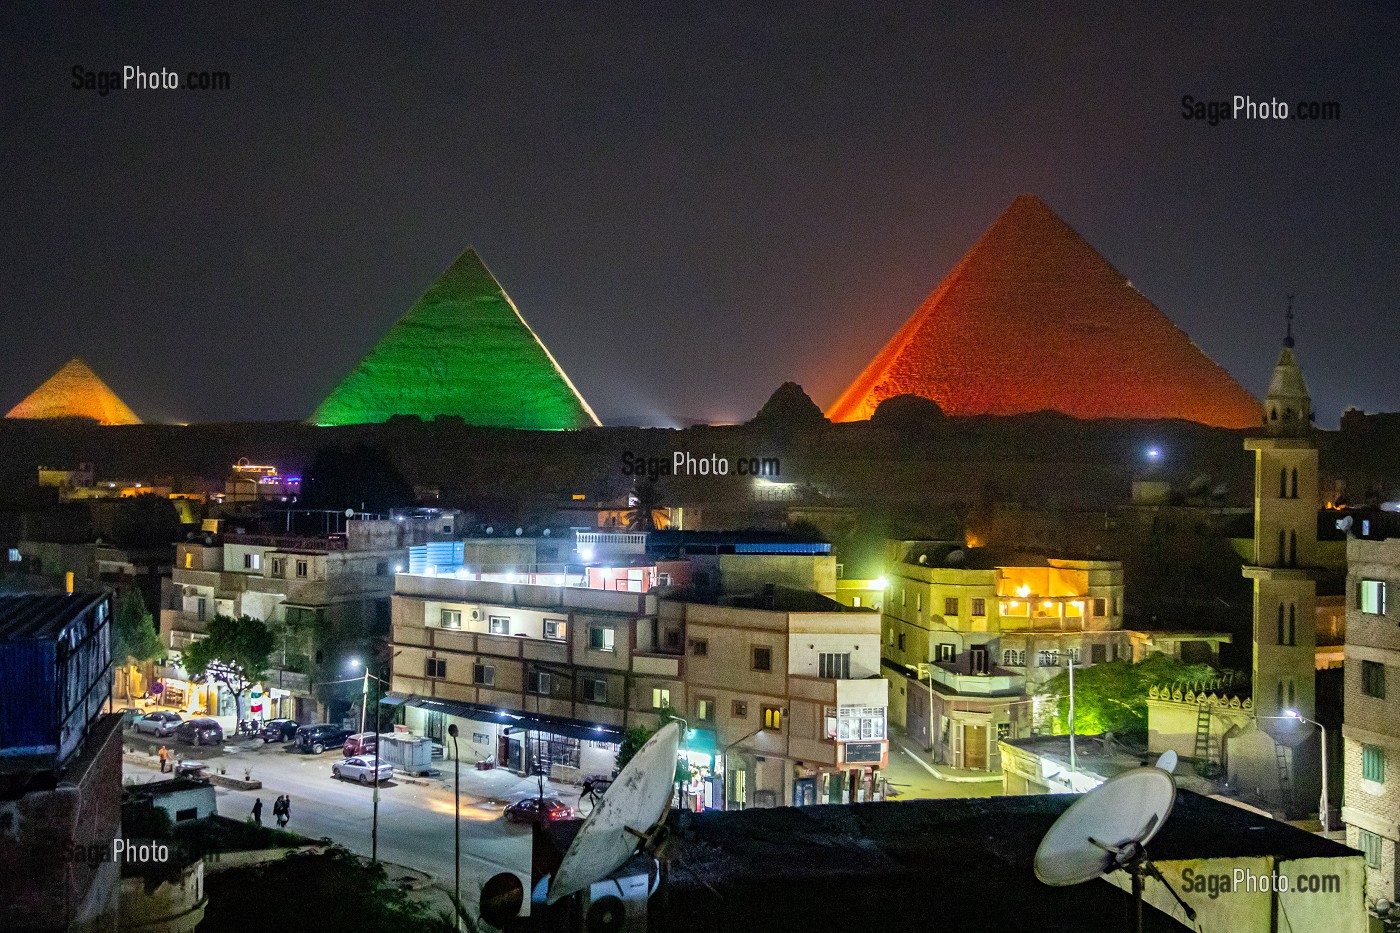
[625,480,666,532]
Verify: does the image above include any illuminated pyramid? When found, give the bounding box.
[827,195,1264,428]
[311,247,599,428]
[6,357,142,425]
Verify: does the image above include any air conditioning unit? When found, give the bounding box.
[578,868,654,933]
[468,607,484,622]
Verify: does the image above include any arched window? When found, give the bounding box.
[1277,604,1286,645]
[1290,467,1299,499]
[1289,530,1298,566]
[1288,604,1296,646]
[1270,407,1278,422]
[1279,468,1288,498]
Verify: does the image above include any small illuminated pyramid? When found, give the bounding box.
[6,357,142,425]
[311,247,599,429]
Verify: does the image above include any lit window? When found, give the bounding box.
[762,705,782,731]
[752,646,772,672]
[184,552,193,569]
[243,553,261,571]
[1363,744,1386,784]
[472,663,494,686]
[652,687,670,709]
[544,618,566,640]
[440,609,462,629]
[697,698,714,722]
[1361,580,1388,615]
[589,625,615,652]
[425,658,447,679]
[7,548,20,562]
[1363,660,1386,699]
[488,616,509,635]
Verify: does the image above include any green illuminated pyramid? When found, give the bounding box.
[311,248,599,428]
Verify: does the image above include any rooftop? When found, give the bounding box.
[0,591,108,641]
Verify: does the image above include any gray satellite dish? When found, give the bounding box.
[1154,750,1177,774]
[1337,515,1354,533]
[547,721,681,905]
[1035,767,1195,930]
[543,528,551,537]
[485,526,494,535]
[946,549,965,566]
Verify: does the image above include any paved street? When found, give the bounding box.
[882,729,1003,800]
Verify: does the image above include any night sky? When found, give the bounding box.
[3,4,1396,426]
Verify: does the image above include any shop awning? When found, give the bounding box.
[382,693,624,744]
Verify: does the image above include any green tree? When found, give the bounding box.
[182,615,275,722]
[111,494,183,549]
[1036,654,1238,740]
[625,480,666,532]
[111,587,164,702]
[614,706,690,782]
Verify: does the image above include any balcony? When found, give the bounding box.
[926,665,1023,697]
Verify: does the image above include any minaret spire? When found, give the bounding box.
[1284,295,1295,348]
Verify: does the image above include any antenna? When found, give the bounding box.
[547,721,682,905]
[1284,294,1295,348]
[1034,767,1196,931]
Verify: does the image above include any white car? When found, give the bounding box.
[332,755,394,785]
[133,710,183,737]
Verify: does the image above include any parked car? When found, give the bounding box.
[295,723,352,754]
[331,755,394,785]
[115,707,142,729]
[261,719,299,743]
[503,797,574,825]
[174,718,224,746]
[343,732,379,757]
[133,710,182,737]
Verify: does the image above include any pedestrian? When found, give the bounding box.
[158,745,169,773]
[278,795,291,828]
[251,797,263,827]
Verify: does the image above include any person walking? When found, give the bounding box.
[277,795,291,828]
[158,746,169,773]
[251,797,263,827]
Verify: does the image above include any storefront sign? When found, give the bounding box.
[845,741,884,764]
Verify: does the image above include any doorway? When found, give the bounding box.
[964,724,988,770]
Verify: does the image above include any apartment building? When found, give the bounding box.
[882,541,1132,773]
[387,571,887,810]
[159,519,411,721]
[1342,526,1400,904]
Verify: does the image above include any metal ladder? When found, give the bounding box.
[1275,744,1294,807]
[1193,704,1213,763]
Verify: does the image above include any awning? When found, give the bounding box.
[382,693,624,744]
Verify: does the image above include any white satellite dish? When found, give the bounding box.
[345,508,355,518]
[1154,750,1177,774]
[1035,767,1196,930]
[547,721,681,905]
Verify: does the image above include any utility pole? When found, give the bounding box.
[448,724,461,932]
[1067,654,1077,773]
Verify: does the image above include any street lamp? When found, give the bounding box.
[1266,710,1330,834]
[447,723,461,932]
[347,656,388,862]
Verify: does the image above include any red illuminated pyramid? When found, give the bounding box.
[827,195,1264,428]
[6,357,141,425]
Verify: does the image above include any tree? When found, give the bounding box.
[1036,654,1239,740]
[111,587,164,702]
[111,494,183,549]
[182,615,275,722]
[614,706,690,782]
[625,480,666,532]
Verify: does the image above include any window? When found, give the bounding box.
[544,618,566,641]
[732,700,748,718]
[944,597,959,616]
[1361,579,1388,615]
[1091,644,1106,664]
[472,732,489,744]
[825,706,838,739]
[440,609,462,629]
[1279,467,1288,499]
[295,559,309,579]
[1288,604,1296,646]
[1363,660,1387,699]
[652,687,670,709]
[184,551,192,569]
[425,657,447,679]
[664,629,683,649]
[851,596,861,608]
[696,697,714,723]
[528,670,552,695]
[1093,598,1107,617]
[196,597,207,622]
[819,653,851,679]
[915,593,922,611]
[752,646,772,672]
[762,705,783,731]
[935,643,955,662]
[897,633,906,651]
[243,553,261,570]
[271,557,286,577]
[1038,650,1059,667]
[589,625,616,652]
[969,645,989,674]
[690,638,708,657]
[1363,744,1386,784]
[472,662,494,686]
[971,598,986,617]
[1359,829,1383,869]
[1002,649,1024,666]
[584,678,607,703]
[1065,647,1081,664]
[488,616,510,635]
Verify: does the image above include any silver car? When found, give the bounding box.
[331,755,394,785]
[133,710,183,737]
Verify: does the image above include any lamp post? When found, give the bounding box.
[348,656,386,862]
[1267,710,1330,834]
[447,723,461,932]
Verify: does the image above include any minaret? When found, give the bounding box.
[1244,299,1318,720]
